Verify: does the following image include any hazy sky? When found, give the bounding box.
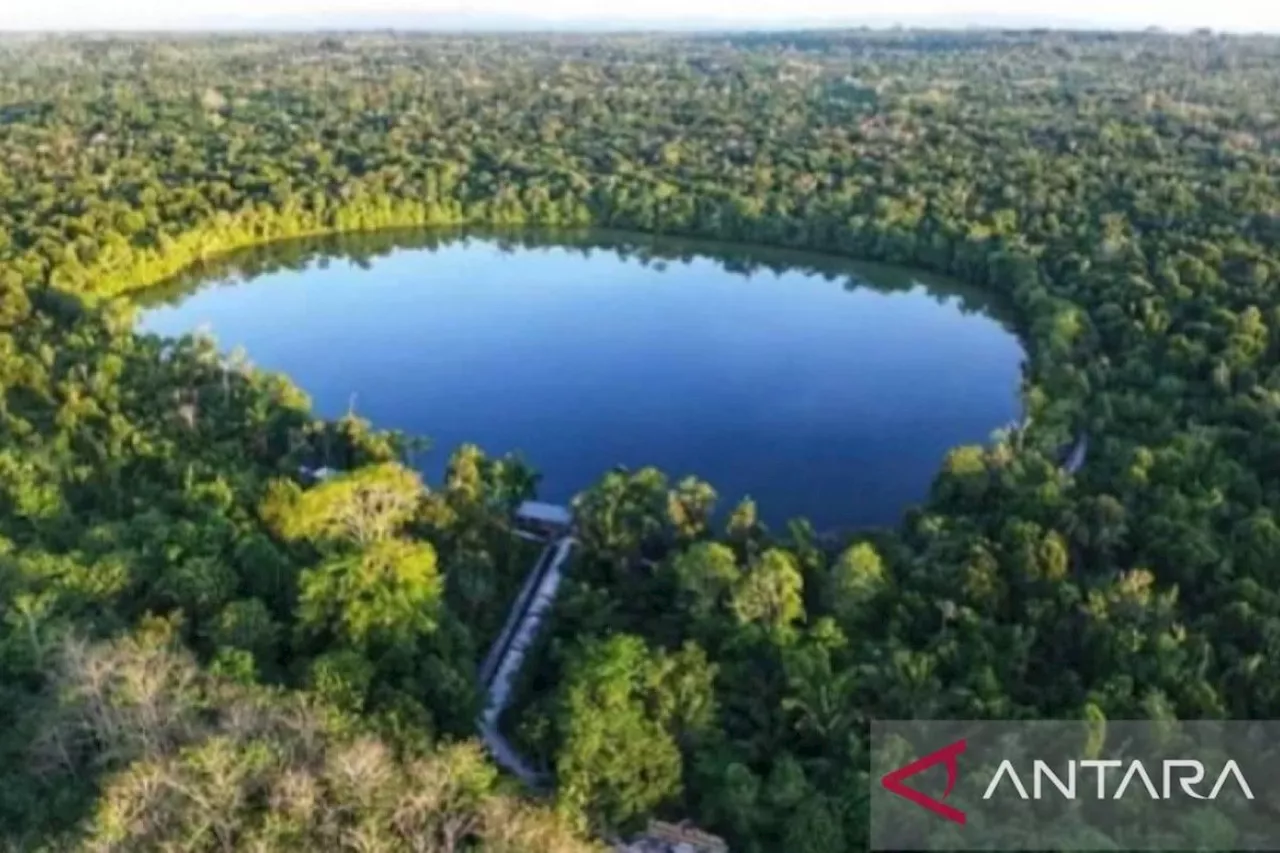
[1,0,1275,33]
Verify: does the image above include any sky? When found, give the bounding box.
[0,0,1276,34]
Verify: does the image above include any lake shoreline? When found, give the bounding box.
[139,229,1026,530]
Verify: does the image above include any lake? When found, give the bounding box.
[137,230,1024,530]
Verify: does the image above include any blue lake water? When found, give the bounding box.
[138,230,1024,529]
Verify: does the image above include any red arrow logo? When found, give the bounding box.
[881,738,967,825]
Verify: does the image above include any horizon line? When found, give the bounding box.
[0,21,1270,36]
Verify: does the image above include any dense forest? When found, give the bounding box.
[2,27,1280,852]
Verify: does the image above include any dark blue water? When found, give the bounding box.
[138,231,1023,529]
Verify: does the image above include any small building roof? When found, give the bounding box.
[515,501,573,527]
[616,821,728,853]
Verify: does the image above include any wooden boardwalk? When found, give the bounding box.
[477,528,575,787]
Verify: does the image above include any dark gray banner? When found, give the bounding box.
[870,721,1280,850]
